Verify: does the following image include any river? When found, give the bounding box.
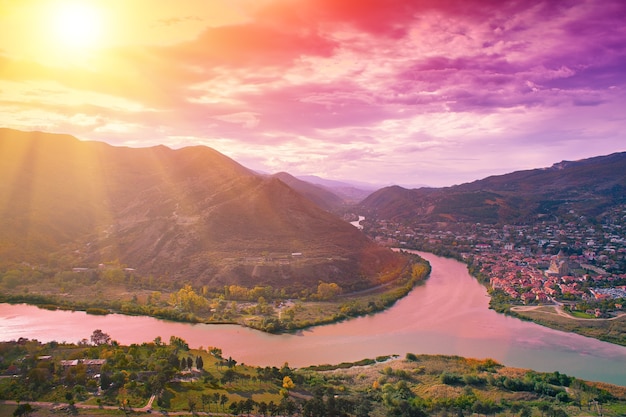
[1,251,625,386]
[349,215,365,230]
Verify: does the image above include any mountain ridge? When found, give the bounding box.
[0,128,405,293]
[359,151,626,224]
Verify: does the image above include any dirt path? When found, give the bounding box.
[511,304,626,321]
[1,394,156,413]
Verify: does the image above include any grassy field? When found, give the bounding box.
[302,354,626,417]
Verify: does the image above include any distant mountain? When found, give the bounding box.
[271,172,344,211]
[296,175,377,203]
[359,152,626,224]
[0,129,405,292]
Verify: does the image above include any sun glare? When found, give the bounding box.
[50,2,104,49]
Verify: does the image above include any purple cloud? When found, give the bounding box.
[2,0,625,186]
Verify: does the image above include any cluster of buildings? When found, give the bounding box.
[364,204,626,310]
[59,358,107,372]
[472,249,626,308]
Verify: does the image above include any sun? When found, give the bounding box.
[50,2,104,49]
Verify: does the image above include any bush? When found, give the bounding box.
[440,372,463,385]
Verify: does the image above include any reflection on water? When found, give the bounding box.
[1,251,625,386]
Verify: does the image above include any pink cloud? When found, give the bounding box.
[2,0,626,185]
[163,22,336,67]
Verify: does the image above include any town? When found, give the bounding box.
[362,203,626,319]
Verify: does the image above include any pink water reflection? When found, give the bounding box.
[1,252,625,385]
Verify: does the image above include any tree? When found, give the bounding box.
[187,395,198,413]
[556,391,570,403]
[213,392,220,410]
[355,398,372,417]
[100,372,112,390]
[208,346,223,358]
[258,401,268,416]
[229,402,239,416]
[90,329,111,345]
[195,355,204,370]
[268,401,279,416]
[13,403,32,417]
[282,376,295,394]
[538,402,551,417]
[471,400,488,417]
[244,398,256,415]
[302,398,325,417]
[316,282,342,300]
[169,336,189,350]
[201,394,211,411]
[280,398,297,417]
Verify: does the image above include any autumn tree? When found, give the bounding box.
[316,282,342,300]
[282,376,295,395]
[169,285,209,314]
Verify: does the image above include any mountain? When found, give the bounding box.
[296,175,377,203]
[0,129,405,292]
[359,152,626,224]
[271,172,344,211]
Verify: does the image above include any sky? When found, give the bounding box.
[1,0,625,187]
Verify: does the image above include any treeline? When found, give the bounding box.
[0,334,185,404]
[439,370,577,400]
[304,356,395,371]
[2,337,624,417]
[0,255,431,334]
[0,264,179,292]
[261,257,431,333]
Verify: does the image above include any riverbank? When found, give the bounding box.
[399,246,626,347]
[509,305,626,347]
[3,252,626,387]
[0,254,430,335]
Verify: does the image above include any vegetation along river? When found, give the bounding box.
[1,251,625,386]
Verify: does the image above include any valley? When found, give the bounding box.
[3,0,625,414]
[1,129,626,417]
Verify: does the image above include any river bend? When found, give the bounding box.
[1,252,625,386]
